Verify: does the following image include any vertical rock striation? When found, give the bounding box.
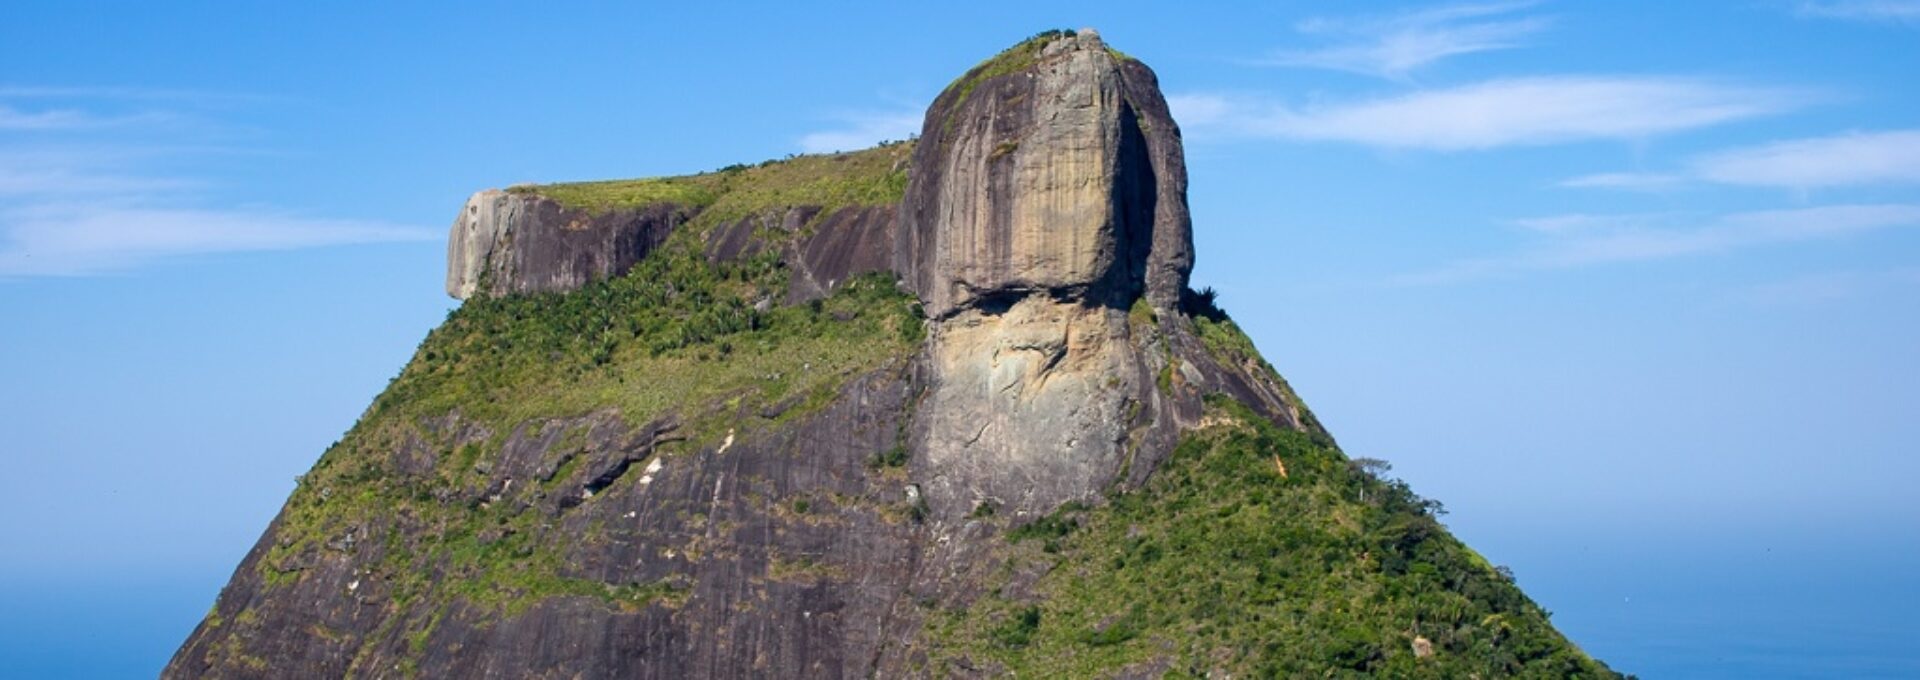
[899,30,1218,520]
[446,189,689,299]
[896,29,1191,318]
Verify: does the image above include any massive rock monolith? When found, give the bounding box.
[166,29,1616,680]
[897,29,1192,318]
[900,30,1209,520]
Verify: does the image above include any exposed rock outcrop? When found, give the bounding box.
[896,29,1192,318]
[446,189,688,299]
[449,30,1193,319]
[703,204,900,303]
[898,30,1211,519]
[914,298,1145,518]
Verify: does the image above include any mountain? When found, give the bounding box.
[167,30,1621,678]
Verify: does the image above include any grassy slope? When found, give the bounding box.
[506,140,912,228]
[921,394,1620,678]
[242,197,925,672]
[270,250,922,567]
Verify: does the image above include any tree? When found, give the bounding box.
[1350,457,1392,479]
[1349,457,1392,503]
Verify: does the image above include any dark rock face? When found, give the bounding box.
[404,368,926,679]
[446,190,689,299]
[703,205,900,304]
[169,367,928,679]
[789,205,900,303]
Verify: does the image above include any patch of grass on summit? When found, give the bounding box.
[512,141,913,228]
[508,177,719,214]
[941,29,1078,136]
[694,143,911,228]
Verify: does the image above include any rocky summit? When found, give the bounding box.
[169,30,1621,678]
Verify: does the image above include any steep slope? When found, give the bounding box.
[169,30,1620,678]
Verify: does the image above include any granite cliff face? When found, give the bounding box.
[446,189,688,299]
[901,32,1206,521]
[169,30,1618,679]
[896,30,1189,317]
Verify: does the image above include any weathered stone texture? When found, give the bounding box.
[168,367,928,679]
[446,189,687,299]
[900,31,1215,521]
[897,30,1192,318]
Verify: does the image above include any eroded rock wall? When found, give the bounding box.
[702,204,901,304]
[446,189,688,299]
[914,298,1144,519]
[167,367,929,679]
[896,30,1192,318]
[898,31,1215,519]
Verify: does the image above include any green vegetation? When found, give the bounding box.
[935,29,1137,141]
[969,500,999,519]
[1127,295,1157,327]
[922,396,1621,678]
[508,177,718,214]
[869,443,910,470]
[508,140,913,227]
[374,239,921,429]
[1185,286,1334,447]
[947,30,1075,106]
[990,605,1043,649]
[258,227,925,673]
[940,29,1078,138]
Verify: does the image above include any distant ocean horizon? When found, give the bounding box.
[1474,520,1920,679]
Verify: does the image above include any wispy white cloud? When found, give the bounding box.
[1692,129,1920,189]
[1563,129,1920,191]
[1508,212,1684,233]
[797,111,921,154]
[1264,2,1550,79]
[1742,266,1920,304]
[0,86,270,103]
[1795,1,1920,22]
[0,91,433,277]
[0,104,151,131]
[1402,204,1920,283]
[1556,172,1688,191]
[0,148,206,196]
[1172,77,1800,150]
[0,205,428,276]
[0,166,200,196]
[0,204,430,276]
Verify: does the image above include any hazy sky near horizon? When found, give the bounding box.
[3,2,1918,676]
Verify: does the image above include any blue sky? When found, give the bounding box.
[3,2,1917,677]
